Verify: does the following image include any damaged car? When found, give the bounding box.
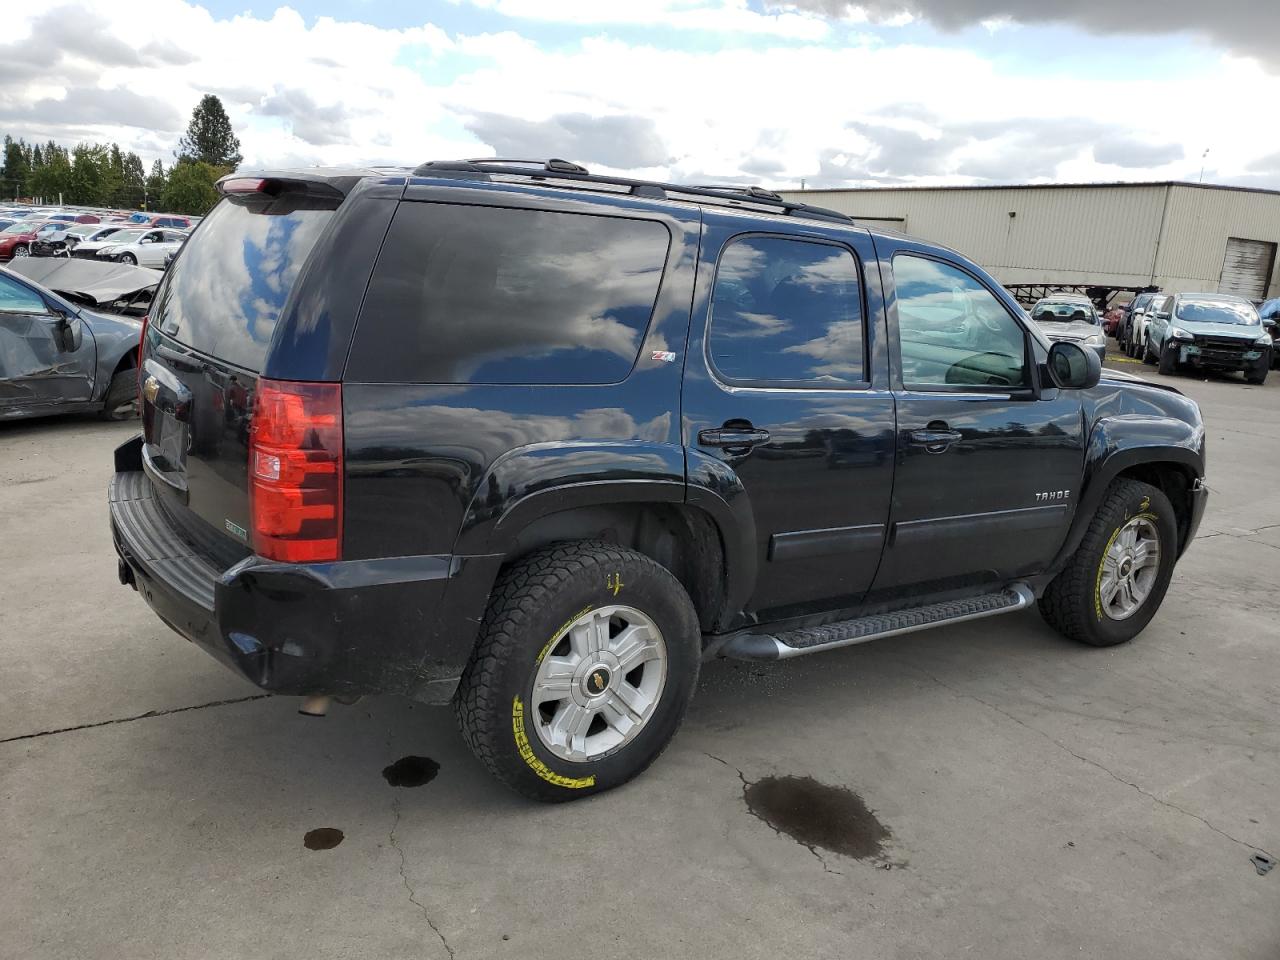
[0,260,146,420]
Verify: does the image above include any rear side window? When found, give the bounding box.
[152,198,334,371]
[708,235,865,386]
[347,203,670,384]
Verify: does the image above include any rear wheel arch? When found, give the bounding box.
[488,501,731,635]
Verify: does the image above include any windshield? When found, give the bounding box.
[102,229,146,245]
[1175,298,1259,326]
[1032,301,1098,325]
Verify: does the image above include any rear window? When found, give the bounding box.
[347,202,670,384]
[151,197,334,371]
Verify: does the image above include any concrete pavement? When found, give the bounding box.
[2,363,1277,960]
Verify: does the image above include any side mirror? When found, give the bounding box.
[1045,340,1101,391]
[53,312,83,352]
[1155,310,1171,320]
[1263,318,1277,331]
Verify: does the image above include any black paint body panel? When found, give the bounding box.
[107,170,1209,701]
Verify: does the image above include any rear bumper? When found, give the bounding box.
[109,437,501,703]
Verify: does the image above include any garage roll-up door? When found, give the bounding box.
[1218,237,1276,300]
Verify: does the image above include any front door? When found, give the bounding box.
[0,272,95,415]
[871,247,1085,598]
[683,215,896,623]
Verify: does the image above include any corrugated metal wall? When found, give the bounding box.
[1155,186,1280,298]
[779,183,1280,299]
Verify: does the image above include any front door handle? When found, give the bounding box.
[909,426,962,453]
[699,427,771,450]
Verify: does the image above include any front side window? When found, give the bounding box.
[893,254,1029,389]
[708,236,865,386]
[0,275,48,314]
[349,203,671,385]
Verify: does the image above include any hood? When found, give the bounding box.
[1035,319,1101,341]
[5,257,160,306]
[1169,319,1264,340]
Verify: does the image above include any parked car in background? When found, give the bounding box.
[1122,292,1163,358]
[1030,295,1108,361]
[1102,306,1124,336]
[72,228,147,260]
[1260,298,1280,368]
[108,161,1208,800]
[95,228,187,267]
[0,221,58,260]
[1145,292,1271,384]
[0,264,140,420]
[121,212,194,229]
[32,223,126,257]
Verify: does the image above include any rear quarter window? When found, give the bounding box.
[346,202,671,384]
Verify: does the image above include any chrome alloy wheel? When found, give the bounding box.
[1099,516,1161,620]
[530,605,668,763]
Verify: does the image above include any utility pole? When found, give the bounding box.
[1199,148,1210,183]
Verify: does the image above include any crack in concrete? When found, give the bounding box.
[910,667,1275,865]
[0,694,271,744]
[704,751,844,876]
[388,797,456,959]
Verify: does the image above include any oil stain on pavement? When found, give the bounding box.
[382,755,441,788]
[303,827,345,851]
[744,775,892,861]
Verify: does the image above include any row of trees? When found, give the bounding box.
[0,95,243,216]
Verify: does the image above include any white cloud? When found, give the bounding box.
[0,0,1277,191]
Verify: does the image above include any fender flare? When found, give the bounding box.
[1046,415,1204,574]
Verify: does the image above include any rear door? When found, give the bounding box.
[141,191,340,554]
[683,213,896,622]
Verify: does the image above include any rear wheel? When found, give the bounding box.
[454,541,701,801]
[98,365,138,420]
[1039,479,1177,647]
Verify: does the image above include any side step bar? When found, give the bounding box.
[719,583,1036,661]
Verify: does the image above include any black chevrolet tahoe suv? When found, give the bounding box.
[110,160,1208,801]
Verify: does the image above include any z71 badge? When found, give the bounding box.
[1035,490,1071,503]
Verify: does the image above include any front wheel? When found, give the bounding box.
[1039,478,1178,646]
[119,252,137,265]
[1158,341,1177,375]
[12,243,28,258]
[1142,335,1157,365]
[455,541,701,801]
[1246,364,1269,385]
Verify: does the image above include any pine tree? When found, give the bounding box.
[145,159,168,210]
[176,95,242,168]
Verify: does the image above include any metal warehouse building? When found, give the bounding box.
[779,182,1280,305]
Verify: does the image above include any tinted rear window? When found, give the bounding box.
[347,202,670,384]
[151,198,334,371]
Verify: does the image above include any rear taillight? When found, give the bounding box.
[249,379,343,563]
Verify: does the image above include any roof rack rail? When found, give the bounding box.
[409,158,855,225]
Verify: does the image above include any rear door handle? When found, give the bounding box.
[699,428,771,449]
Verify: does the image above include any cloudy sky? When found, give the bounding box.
[1,0,1277,189]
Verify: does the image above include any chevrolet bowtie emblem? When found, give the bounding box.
[142,375,160,404]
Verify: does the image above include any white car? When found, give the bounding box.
[94,228,188,267]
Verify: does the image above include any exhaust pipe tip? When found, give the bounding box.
[298,695,331,718]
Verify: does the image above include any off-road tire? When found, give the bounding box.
[454,541,701,802]
[1158,342,1177,375]
[1039,479,1177,647]
[98,366,137,420]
